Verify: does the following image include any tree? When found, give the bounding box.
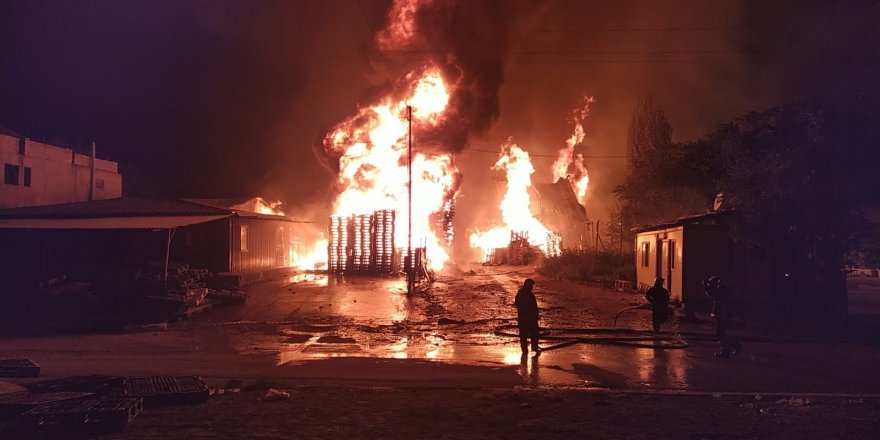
[712,96,879,329]
[616,96,717,226]
[627,95,672,169]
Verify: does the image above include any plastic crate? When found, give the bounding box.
[123,376,208,406]
[23,397,143,429]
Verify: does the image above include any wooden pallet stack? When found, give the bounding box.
[373,209,396,273]
[546,231,563,257]
[350,214,372,272]
[328,215,351,273]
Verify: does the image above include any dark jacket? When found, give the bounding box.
[515,287,539,325]
[706,284,735,320]
[645,286,670,308]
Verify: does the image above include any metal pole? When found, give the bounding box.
[407,105,413,295]
[89,141,96,201]
[164,228,175,284]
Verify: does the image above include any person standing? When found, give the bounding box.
[645,277,670,332]
[704,276,742,358]
[515,278,541,355]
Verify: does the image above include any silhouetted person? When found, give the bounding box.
[515,278,541,354]
[704,276,742,358]
[645,277,670,332]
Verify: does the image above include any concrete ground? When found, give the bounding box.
[1,266,878,438]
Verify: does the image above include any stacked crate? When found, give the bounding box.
[546,232,563,257]
[441,199,455,246]
[328,215,351,273]
[350,214,373,271]
[373,209,396,273]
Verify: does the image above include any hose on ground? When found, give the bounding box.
[493,325,690,350]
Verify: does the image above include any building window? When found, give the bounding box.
[668,240,676,269]
[95,178,104,189]
[4,164,19,185]
[641,242,650,267]
[23,167,31,187]
[240,225,249,252]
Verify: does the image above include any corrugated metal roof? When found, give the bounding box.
[632,212,726,234]
[0,198,232,219]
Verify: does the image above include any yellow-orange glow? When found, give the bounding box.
[469,142,549,256]
[291,237,329,270]
[324,65,459,270]
[254,197,285,216]
[552,96,593,203]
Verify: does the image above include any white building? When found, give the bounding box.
[0,129,122,208]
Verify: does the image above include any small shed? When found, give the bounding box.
[0,197,301,280]
[633,212,772,310]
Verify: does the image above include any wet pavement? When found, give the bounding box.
[175,266,880,394]
[1,266,877,394]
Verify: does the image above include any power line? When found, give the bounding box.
[356,0,396,90]
[513,27,750,33]
[381,49,750,55]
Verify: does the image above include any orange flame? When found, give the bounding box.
[324,66,459,270]
[254,197,285,216]
[552,96,593,203]
[291,237,329,270]
[469,142,549,256]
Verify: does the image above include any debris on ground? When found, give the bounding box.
[26,375,122,394]
[264,388,291,401]
[775,397,810,407]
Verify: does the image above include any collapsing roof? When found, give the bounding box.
[532,178,587,231]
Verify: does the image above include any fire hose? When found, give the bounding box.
[493,325,690,351]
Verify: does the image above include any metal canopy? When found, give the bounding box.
[0,215,231,229]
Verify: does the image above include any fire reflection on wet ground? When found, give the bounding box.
[208,269,880,393]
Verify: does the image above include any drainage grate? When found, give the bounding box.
[123,376,208,406]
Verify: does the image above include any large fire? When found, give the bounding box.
[323,66,460,270]
[310,0,592,271]
[552,96,593,204]
[469,142,549,255]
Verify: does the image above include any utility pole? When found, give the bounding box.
[406,105,414,296]
[89,141,96,201]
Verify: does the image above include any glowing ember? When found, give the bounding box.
[469,141,549,256]
[323,66,459,270]
[551,96,593,203]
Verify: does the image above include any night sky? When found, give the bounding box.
[1,0,876,222]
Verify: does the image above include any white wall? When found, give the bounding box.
[0,133,122,208]
[635,226,684,302]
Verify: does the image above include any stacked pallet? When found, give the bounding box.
[441,200,455,246]
[23,397,143,430]
[350,214,372,271]
[546,232,563,257]
[373,209,396,273]
[328,215,351,273]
